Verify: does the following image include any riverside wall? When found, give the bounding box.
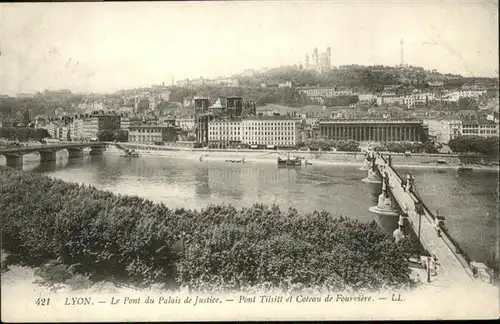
[107,143,499,168]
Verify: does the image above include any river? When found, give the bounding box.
[2,152,498,265]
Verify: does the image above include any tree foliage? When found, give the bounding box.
[0,167,418,292]
[0,127,51,141]
[448,136,499,157]
[97,129,129,142]
[372,141,439,154]
[305,139,361,152]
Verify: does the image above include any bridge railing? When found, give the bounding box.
[380,154,475,274]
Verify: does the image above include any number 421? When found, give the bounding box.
[35,298,51,306]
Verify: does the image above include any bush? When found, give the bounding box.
[0,167,417,292]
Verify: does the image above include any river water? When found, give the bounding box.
[2,152,498,265]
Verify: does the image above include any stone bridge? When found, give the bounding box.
[0,142,108,168]
[360,151,493,287]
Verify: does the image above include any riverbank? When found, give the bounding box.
[1,166,421,293]
[106,144,500,171]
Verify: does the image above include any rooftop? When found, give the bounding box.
[129,124,176,129]
[319,119,423,124]
[243,115,302,121]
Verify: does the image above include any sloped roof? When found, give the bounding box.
[209,96,227,108]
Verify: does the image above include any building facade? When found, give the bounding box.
[207,116,302,148]
[208,119,242,148]
[68,112,121,141]
[176,118,195,130]
[440,119,463,143]
[241,117,302,147]
[319,119,428,142]
[358,93,377,102]
[440,119,499,143]
[297,88,352,99]
[461,120,499,137]
[376,95,405,106]
[120,117,131,131]
[128,125,178,143]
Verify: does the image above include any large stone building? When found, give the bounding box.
[297,87,352,99]
[304,46,331,73]
[241,116,302,147]
[207,116,302,148]
[128,125,179,143]
[319,119,429,142]
[439,118,499,143]
[195,96,256,145]
[68,112,121,141]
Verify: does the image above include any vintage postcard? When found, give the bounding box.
[1,0,499,322]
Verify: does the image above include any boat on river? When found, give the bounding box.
[225,158,245,164]
[277,154,302,168]
[457,165,473,172]
[121,150,139,157]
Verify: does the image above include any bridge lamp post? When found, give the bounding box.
[427,256,431,283]
[416,202,423,242]
[418,212,422,242]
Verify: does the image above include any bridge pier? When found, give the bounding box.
[39,150,57,163]
[4,153,23,169]
[359,153,371,171]
[89,146,105,156]
[369,172,399,217]
[362,169,382,184]
[33,160,57,172]
[67,148,84,159]
[361,152,382,184]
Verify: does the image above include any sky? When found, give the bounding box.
[1,1,498,95]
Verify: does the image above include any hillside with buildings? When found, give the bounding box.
[1,63,498,151]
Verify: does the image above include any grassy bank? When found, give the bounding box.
[1,166,422,293]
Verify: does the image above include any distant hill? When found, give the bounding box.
[157,101,193,118]
[236,65,498,92]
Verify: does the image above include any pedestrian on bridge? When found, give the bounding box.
[431,254,438,276]
[408,174,415,193]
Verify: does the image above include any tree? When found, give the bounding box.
[113,129,129,142]
[97,130,115,142]
[23,108,31,125]
[449,136,499,157]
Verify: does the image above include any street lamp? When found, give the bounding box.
[416,202,423,242]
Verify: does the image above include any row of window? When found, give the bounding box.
[463,125,498,129]
[130,129,164,133]
[209,121,297,126]
[462,130,497,135]
[209,131,294,136]
[129,136,163,141]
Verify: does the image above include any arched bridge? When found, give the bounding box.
[0,142,108,168]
